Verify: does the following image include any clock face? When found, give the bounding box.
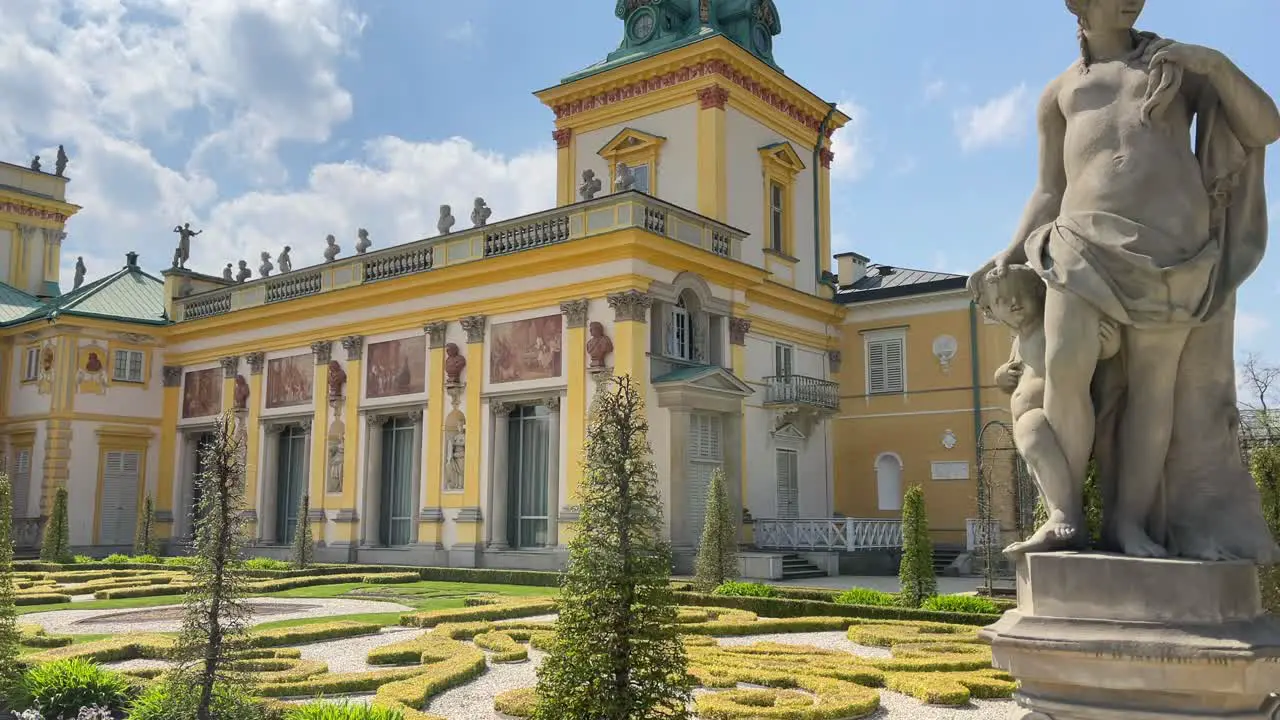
[629,9,657,43]
[753,24,772,54]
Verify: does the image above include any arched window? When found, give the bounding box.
[666,296,691,361]
[875,453,903,512]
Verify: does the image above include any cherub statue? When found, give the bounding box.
[29,156,40,172]
[438,205,455,235]
[323,234,340,262]
[471,197,491,228]
[222,263,234,281]
[327,359,347,401]
[586,321,613,369]
[975,265,1119,555]
[579,169,602,201]
[355,228,372,254]
[171,222,202,269]
[614,162,636,191]
[236,260,251,283]
[278,246,292,273]
[259,251,274,278]
[54,145,68,177]
[233,374,250,411]
[73,257,86,291]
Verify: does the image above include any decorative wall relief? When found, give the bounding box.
[932,335,958,374]
[489,315,563,383]
[443,410,466,492]
[265,354,313,409]
[233,374,250,411]
[76,344,108,395]
[942,429,957,450]
[586,321,613,371]
[326,414,345,494]
[444,343,466,386]
[182,368,222,418]
[37,340,55,395]
[327,360,347,402]
[366,336,426,399]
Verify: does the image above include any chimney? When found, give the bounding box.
[125,251,138,269]
[834,251,869,287]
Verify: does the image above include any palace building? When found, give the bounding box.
[0,1,1015,576]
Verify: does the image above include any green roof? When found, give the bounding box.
[0,258,168,328]
[0,283,43,324]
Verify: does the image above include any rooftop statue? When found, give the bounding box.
[171,222,202,270]
[969,0,1280,562]
[55,145,68,177]
[579,169,602,201]
[355,228,372,255]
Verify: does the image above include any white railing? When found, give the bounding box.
[966,518,1003,551]
[754,518,903,552]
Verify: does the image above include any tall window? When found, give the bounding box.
[100,450,141,545]
[776,449,799,519]
[507,404,551,549]
[773,342,794,377]
[274,426,308,544]
[769,181,785,252]
[22,347,39,382]
[866,333,906,395]
[666,297,691,361]
[629,163,651,193]
[112,349,145,383]
[379,418,415,547]
[11,448,31,519]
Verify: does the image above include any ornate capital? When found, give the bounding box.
[245,352,266,375]
[552,128,572,149]
[365,412,385,428]
[341,335,364,361]
[311,340,332,365]
[729,317,752,346]
[828,350,843,374]
[162,365,183,388]
[460,315,486,344]
[545,396,562,412]
[607,290,652,323]
[408,409,424,423]
[220,356,239,379]
[560,299,589,329]
[424,321,448,349]
[493,401,515,418]
[697,84,730,110]
[820,148,835,169]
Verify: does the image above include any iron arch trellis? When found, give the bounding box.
[975,419,1038,595]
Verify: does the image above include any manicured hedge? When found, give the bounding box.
[247,620,383,648]
[15,592,72,606]
[672,591,1001,626]
[400,598,557,628]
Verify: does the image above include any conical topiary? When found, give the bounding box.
[40,487,72,564]
[898,485,936,608]
[694,466,738,590]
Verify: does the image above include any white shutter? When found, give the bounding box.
[867,341,886,394]
[12,449,31,518]
[100,451,140,545]
[687,413,723,541]
[867,337,905,394]
[776,449,798,519]
[884,338,904,393]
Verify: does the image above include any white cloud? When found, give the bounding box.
[923,79,947,103]
[954,84,1031,153]
[829,99,871,182]
[446,20,476,43]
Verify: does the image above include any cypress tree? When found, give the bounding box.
[898,485,936,608]
[134,495,157,556]
[533,375,691,720]
[291,494,314,569]
[694,466,738,590]
[39,487,71,564]
[0,474,23,705]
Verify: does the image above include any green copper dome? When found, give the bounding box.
[564,0,782,83]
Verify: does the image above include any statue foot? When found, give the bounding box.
[1114,522,1169,558]
[1175,535,1242,562]
[1003,518,1082,556]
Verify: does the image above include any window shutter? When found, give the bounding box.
[884,338,904,393]
[776,449,798,519]
[100,450,141,545]
[867,337,904,394]
[867,341,886,394]
[12,449,31,518]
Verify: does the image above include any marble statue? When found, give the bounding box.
[277,246,292,273]
[968,0,1280,562]
[235,260,251,283]
[73,257,86,291]
[171,223,202,269]
[580,169,602,201]
[259,252,274,278]
[614,162,635,191]
[471,197,491,228]
[438,205,455,235]
[233,374,250,411]
[586,321,613,369]
[444,419,466,491]
[222,263,233,281]
[28,156,40,172]
[355,228,372,254]
[54,145,68,177]
[444,343,466,385]
[327,359,347,401]
[323,234,340,262]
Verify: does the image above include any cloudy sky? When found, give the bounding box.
[2,0,1278,359]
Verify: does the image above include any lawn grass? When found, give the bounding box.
[17,595,192,615]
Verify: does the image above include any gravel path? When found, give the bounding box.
[425,648,545,720]
[297,626,423,673]
[716,630,892,659]
[22,597,413,635]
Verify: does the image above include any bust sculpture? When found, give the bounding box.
[259,252,274,278]
[471,197,491,228]
[233,374,250,411]
[277,246,292,273]
[73,257,86,291]
[355,228,372,254]
[614,162,636,191]
[586,321,613,369]
[222,263,233,281]
[323,234,340,262]
[444,343,466,385]
[236,260,251,283]
[327,359,347,401]
[968,0,1280,562]
[579,169,602,201]
[29,156,40,172]
[438,205,455,235]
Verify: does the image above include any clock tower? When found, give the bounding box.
[603,0,782,73]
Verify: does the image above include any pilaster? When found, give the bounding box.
[553,128,575,207]
[607,290,651,394]
[454,314,486,563]
[157,365,182,538]
[696,85,729,221]
[421,322,447,535]
[819,146,834,278]
[560,299,589,544]
[219,355,239,415]
[242,353,264,539]
[333,336,363,549]
[730,317,751,512]
[308,340,332,540]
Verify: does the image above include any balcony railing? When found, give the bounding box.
[754,518,902,552]
[174,191,746,322]
[763,375,840,411]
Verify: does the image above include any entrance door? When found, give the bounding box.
[507,405,550,549]
[776,449,799,519]
[379,418,415,547]
[275,426,308,544]
[687,412,723,543]
[99,451,141,545]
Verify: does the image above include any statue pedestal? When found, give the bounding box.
[980,552,1280,719]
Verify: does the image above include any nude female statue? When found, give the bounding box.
[971,0,1279,560]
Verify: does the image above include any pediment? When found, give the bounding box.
[598,128,667,158]
[653,365,753,397]
[772,422,806,441]
[758,142,806,174]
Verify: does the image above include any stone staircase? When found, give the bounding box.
[932,545,965,575]
[780,553,827,580]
